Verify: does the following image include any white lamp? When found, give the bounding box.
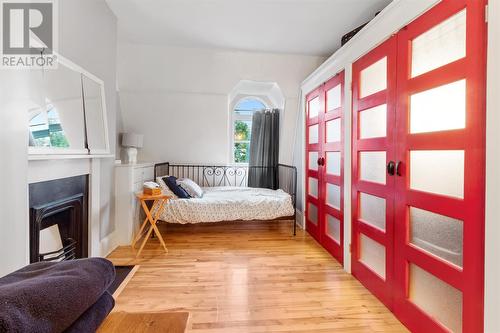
[122,133,143,164]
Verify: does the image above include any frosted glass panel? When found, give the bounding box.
[308,125,319,144]
[359,192,386,231]
[410,80,466,134]
[410,150,464,198]
[326,119,341,143]
[360,151,386,184]
[309,97,320,118]
[327,84,341,111]
[309,152,318,171]
[360,57,387,98]
[359,234,386,279]
[412,10,466,78]
[410,207,463,267]
[308,203,318,225]
[360,104,387,139]
[326,184,341,209]
[327,215,341,243]
[326,152,341,176]
[409,264,463,333]
[309,177,318,198]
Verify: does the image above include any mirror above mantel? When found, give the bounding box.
[28,54,111,159]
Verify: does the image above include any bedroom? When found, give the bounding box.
[0,0,499,332]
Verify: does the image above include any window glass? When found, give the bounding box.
[29,105,70,148]
[233,98,266,163]
[29,62,86,150]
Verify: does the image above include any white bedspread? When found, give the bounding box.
[157,186,294,224]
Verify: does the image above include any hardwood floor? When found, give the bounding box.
[107,221,408,333]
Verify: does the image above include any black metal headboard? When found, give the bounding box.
[154,162,297,234]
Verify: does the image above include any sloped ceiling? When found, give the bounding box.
[106,0,392,56]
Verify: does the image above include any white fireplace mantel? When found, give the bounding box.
[28,156,118,259]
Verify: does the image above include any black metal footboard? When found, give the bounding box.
[154,162,297,235]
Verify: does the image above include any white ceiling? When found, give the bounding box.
[106,0,392,57]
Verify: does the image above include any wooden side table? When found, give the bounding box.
[131,193,170,257]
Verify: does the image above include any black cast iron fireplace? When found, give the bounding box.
[29,175,89,263]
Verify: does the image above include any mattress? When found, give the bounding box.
[156,186,295,224]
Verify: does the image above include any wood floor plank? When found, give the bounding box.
[107,221,408,333]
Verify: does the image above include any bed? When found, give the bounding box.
[154,162,297,235]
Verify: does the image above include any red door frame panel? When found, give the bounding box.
[305,87,322,242]
[351,36,398,309]
[393,1,487,333]
[321,72,345,264]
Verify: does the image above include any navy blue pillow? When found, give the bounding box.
[163,176,190,198]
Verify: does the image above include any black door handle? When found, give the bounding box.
[317,157,325,166]
[317,157,322,166]
[396,161,402,176]
[387,161,395,176]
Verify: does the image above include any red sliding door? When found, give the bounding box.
[306,87,322,241]
[393,1,487,332]
[351,36,397,308]
[306,72,345,264]
[351,1,487,332]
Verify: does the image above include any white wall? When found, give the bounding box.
[0,0,117,277]
[0,71,31,276]
[117,43,325,165]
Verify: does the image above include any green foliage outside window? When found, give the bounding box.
[234,120,251,163]
[234,142,250,163]
[234,120,249,141]
[233,98,266,163]
[50,131,70,147]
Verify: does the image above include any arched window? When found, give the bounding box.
[232,97,267,163]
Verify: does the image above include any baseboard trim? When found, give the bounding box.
[295,209,305,230]
[100,230,119,257]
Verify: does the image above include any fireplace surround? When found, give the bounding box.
[29,175,89,263]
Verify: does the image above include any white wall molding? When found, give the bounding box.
[343,64,353,273]
[28,159,91,184]
[484,0,500,331]
[99,230,119,258]
[27,157,114,260]
[89,159,102,257]
[301,0,440,95]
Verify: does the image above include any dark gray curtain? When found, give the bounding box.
[248,109,280,189]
